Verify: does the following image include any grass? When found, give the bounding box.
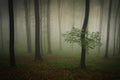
[0,51,120,80]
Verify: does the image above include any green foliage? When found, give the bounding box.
[63,27,102,49]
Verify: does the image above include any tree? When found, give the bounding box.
[118,23,120,55]
[8,0,16,67]
[116,7,120,55]
[113,0,120,56]
[57,0,62,50]
[80,0,90,69]
[47,0,52,54]
[63,28,101,69]
[98,0,104,52]
[34,0,43,60]
[105,0,112,58]
[0,10,4,53]
[24,0,32,53]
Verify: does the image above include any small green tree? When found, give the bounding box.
[63,27,102,49]
[63,27,102,68]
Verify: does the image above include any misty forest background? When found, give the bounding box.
[0,0,120,80]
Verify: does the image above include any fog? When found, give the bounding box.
[0,0,119,55]
[0,0,120,79]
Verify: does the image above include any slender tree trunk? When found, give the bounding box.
[113,0,120,56]
[40,0,43,54]
[24,0,32,53]
[47,0,52,54]
[0,11,4,53]
[80,0,90,69]
[105,0,112,58]
[98,0,104,52]
[118,23,120,55]
[14,1,18,44]
[8,0,16,67]
[34,0,43,60]
[57,0,62,50]
[43,0,47,54]
[71,0,75,52]
[117,8,120,55]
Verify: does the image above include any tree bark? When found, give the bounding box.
[24,0,32,53]
[8,0,16,67]
[80,0,90,69]
[105,0,112,58]
[34,0,43,60]
[47,0,52,54]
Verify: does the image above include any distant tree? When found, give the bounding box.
[118,23,120,55]
[47,0,52,54]
[0,10,4,52]
[14,1,18,44]
[57,0,62,50]
[24,0,32,53]
[116,7,120,55]
[113,0,120,56]
[71,0,75,52]
[34,0,43,60]
[98,0,104,52]
[40,0,43,54]
[8,0,16,67]
[105,0,112,58]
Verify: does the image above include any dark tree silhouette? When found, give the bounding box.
[24,0,32,53]
[47,0,52,54]
[8,0,16,67]
[105,0,112,58]
[80,0,90,69]
[34,0,43,60]
[0,10,4,52]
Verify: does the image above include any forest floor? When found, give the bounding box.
[0,52,120,80]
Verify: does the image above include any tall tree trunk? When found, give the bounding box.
[24,0,32,53]
[117,9,120,55]
[40,0,43,54]
[117,8,120,55]
[80,0,90,69]
[14,1,18,44]
[43,0,47,54]
[34,0,43,60]
[47,0,52,54]
[113,0,120,56]
[71,0,75,52]
[105,0,112,58]
[8,0,16,67]
[118,23,120,55]
[57,0,62,50]
[0,11,4,53]
[98,0,104,52]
